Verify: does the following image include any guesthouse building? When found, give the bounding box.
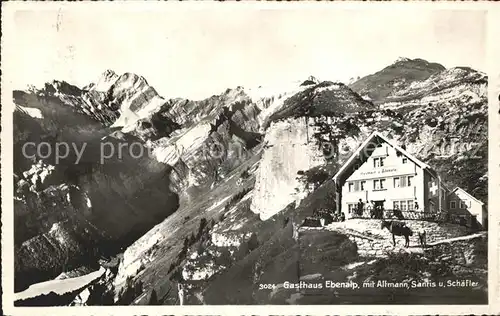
[332,131,485,228]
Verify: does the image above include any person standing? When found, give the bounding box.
[292,220,299,241]
[340,212,345,222]
[178,283,185,306]
[357,199,364,217]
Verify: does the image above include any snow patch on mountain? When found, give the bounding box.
[17,106,43,119]
[151,123,212,165]
[15,267,106,302]
[314,83,343,94]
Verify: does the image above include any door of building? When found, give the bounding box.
[373,200,384,219]
[429,201,436,214]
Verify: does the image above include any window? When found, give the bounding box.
[450,200,457,209]
[400,201,407,211]
[349,181,365,192]
[460,200,467,209]
[374,179,386,190]
[407,200,414,211]
[348,203,360,214]
[393,200,415,211]
[373,157,386,168]
[402,157,408,164]
[348,204,356,213]
[394,176,413,188]
[394,177,400,188]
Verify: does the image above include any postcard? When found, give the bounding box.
[2,2,499,315]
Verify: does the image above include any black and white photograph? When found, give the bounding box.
[1,3,498,313]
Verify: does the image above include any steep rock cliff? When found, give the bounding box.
[250,118,326,220]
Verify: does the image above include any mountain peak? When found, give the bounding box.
[90,69,120,92]
[300,75,320,86]
[102,69,117,78]
[349,57,446,103]
[394,57,411,63]
[38,80,82,96]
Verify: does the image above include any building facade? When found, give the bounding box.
[341,140,425,214]
[332,132,484,228]
[448,187,486,228]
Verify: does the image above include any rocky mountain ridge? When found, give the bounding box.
[13,57,487,304]
[349,57,447,103]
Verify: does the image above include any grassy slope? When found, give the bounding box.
[122,150,263,303]
[201,175,353,304]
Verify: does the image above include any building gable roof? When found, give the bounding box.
[333,131,432,183]
[450,187,484,205]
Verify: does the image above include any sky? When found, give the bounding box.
[7,6,487,100]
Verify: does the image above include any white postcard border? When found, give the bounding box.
[2,2,499,315]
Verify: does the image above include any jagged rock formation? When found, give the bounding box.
[13,75,180,291]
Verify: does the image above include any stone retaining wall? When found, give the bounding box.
[328,219,471,258]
